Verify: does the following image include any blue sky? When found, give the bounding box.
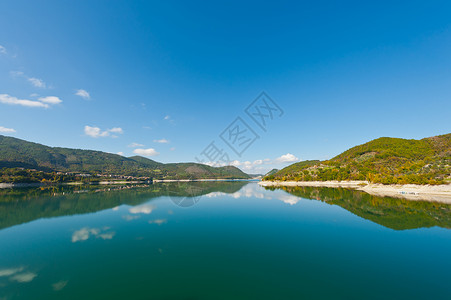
[1,0,450,174]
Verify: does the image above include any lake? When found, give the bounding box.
[0,181,450,299]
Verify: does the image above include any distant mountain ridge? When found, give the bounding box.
[265,133,451,185]
[0,135,250,180]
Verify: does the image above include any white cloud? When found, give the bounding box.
[229,159,270,172]
[38,96,62,104]
[28,77,46,88]
[0,93,49,108]
[153,138,169,144]
[109,127,123,134]
[75,89,90,99]
[128,142,144,148]
[72,227,115,242]
[133,148,159,156]
[274,153,300,163]
[117,152,124,156]
[208,153,299,174]
[0,126,16,133]
[0,45,6,54]
[84,126,123,138]
[129,204,155,214]
[84,126,109,138]
[164,115,170,120]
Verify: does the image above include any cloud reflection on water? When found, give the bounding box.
[72,227,116,242]
[148,219,167,225]
[204,183,302,205]
[129,204,155,214]
[0,266,37,283]
[52,280,68,291]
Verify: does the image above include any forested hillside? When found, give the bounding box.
[265,134,451,185]
[0,135,250,182]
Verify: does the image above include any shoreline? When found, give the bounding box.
[259,180,451,204]
[153,178,252,183]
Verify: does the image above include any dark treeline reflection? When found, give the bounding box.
[264,185,451,230]
[0,181,247,230]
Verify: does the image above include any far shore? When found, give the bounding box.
[0,178,252,189]
[0,181,147,189]
[259,180,451,204]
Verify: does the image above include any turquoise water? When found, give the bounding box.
[0,182,450,299]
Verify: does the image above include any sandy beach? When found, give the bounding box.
[259,180,451,204]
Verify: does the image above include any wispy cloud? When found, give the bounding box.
[75,89,90,99]
[0,126,16,133]
[163,115,175,124]
[133,148,159,157]
[0,45,7,54]
[10,71,47,88]
[128,142,144,148]
[28,77,46,88]
[84,126,124,138]
[0,93,56,108]
[153,138,169,144]
[10,71,23,77]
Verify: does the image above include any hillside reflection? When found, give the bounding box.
[0,181,247,230]
[264,185,451,230]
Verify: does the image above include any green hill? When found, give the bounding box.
[265,169,280,177]
[0,135,250,181]
[265,133,451,185]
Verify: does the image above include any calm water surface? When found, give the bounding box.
[0,182,450,299]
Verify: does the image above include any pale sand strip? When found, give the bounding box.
[259,181,451,204]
